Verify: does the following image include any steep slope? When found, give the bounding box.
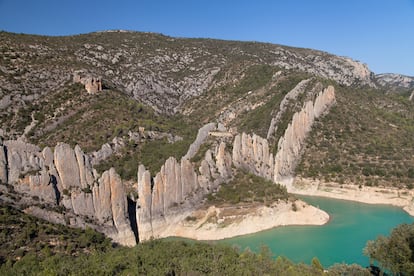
[1,30,374,139]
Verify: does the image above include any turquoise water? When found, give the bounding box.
[219,196,414,268]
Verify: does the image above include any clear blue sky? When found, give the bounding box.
[1,0,413,76]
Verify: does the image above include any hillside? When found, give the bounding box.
[1,30,414,248]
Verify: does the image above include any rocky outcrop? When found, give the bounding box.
[136,165,153,241]
[54,143,81,190]
[136,140,232,241]
[273,85,335,186]
[375,73,414,89]
[0,140,137,246]
[4,140,43,185]
[183,122,216,160]
[232,85,336,188]
[232,133,274,180]
[73,70,102,94]
[105,168,136,246]
[137,156,202,240]
[267,79,311,139]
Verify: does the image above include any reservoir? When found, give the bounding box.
[219,196,414,268]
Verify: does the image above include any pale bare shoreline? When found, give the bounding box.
[291,178,414,216]
[152,177,414,241]
[154,199,329,241]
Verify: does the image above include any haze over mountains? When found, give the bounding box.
[1,30,414,246]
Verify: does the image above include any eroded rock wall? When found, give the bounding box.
[0,140,137,246]
[274,85,335,186]
[136,141,232,241]
[232,85,335,188]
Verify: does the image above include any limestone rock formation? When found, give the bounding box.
[267,79,311,139]
[54,143,81,190]
[0,140,137,246]
[73,70,102,94]
[136,165,153,241]
[231,85,335,189]
[136,132,233,241]
[18,169,56,204]
[4,140,42,184]
[232,133,274,180]
[183,122,216,160]
[107,168,137,246]
[274,85,335,186]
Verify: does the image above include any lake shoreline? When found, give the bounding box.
[291,177,414,216]
[158,177,414,242]
[159,199,330,241]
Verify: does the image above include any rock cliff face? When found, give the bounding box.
[232,133,274,180]
[267,79,311,139]
[375,73,414,89]
[0,140,136,246]
[274,86,335,186]
[136,141,232,241]
[232,85,336,188]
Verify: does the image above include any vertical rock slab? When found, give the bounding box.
[4,140,42,184]
[137,164,153,241]
[108,168,136,246]
[151,171,165,225]
[71,190,95,218]
[231,133,274,180]
[42,147,54,168]
[274,86,335,187]
[183,122,216,160]
[313,86,336,118]
[93,170,113,225]
[215,142,232,179]
[267,79,311,139]
[163,157,179,209]
[8,150,22,184]
[54,143,81,190]
[181,158,199,198]
[198,159,212,191]
[74,145,95,189]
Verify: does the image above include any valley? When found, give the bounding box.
[1,30,414,274]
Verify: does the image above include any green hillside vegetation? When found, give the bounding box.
[0,203,370,275]
[28,86,196,153]
[297,84,414,188]
[206,170,290,205]
[364,223,414,275]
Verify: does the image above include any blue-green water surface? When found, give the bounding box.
[219,196,414,267]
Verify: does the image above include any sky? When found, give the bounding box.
[0,0,413,76]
